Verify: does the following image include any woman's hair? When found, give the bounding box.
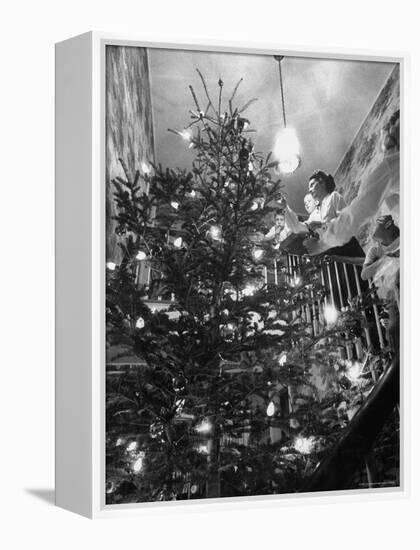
[309,170,336,194]
[383,109,400,152]
[376,214,400,240]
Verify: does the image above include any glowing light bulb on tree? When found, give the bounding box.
[180,129,192,142]
[195,419,212,434]
[106,261,116,271]
[278,352,287,366]
[136,250,147,260]
[294,436,315,455]
[252,248,264,261]
[243,284,256,297]
[126,441,137,452]
[173,236,183,248]
[209,225,222,240]
[274,127,301,175]
[197,444,209,455]
[136,317,145,329]
[266,401,276,417]
[323,303,339,325]
[346,361,362,383]
[132,453,144,473]
[170,201,180,210]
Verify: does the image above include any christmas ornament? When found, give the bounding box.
[208,225,222,240]
[126,441,137,452]
[132,453,144,473]
[266,401,276,417]
[173,236,183,248]
[294,436,315,455]
[135,317,145,329]
[252,248,264,261]
[195,419,212,434]
[323,303,339,325]
[136,250,147,260]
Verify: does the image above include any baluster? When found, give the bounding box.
[343,263,362,358]
[286,254,292,284]
[354,337,363,360]
[291,256,299,321]
[311,289,318,336]
[320,262,327,305]
[326,260,336,308]
[334,260,353,359]
[274,259,278,286]
[353,264,373,350]
[353,265,377,382]
[334,261,345,310]
[368,279,386,350]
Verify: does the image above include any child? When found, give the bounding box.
[264,210,291,247]
[362,215,400,351]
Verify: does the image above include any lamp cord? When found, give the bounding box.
[275,56,287,128]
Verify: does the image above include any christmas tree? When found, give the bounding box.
[105,72,391,504]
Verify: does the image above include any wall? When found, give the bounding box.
[334,64,400,248]
[106,45,155,261]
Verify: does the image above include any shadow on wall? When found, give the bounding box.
[106,46,156,263]
[334,65,400,248]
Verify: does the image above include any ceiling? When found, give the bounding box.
[148,48,394,212]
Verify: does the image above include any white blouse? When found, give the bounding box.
[319,190,347,224]
[311,152,400,254]
[284,205,321,234]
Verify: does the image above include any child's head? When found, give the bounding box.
[274,209,286,229]
[303,193,318,214]
[372,215,399,245]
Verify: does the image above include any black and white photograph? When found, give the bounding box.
[105,45,400,505]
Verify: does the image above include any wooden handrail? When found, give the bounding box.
[300,354,399,493]
[326,255,365,266]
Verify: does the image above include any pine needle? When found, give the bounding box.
[196,68,217,115]
[189,84,201,112]
[229,77,243,104]
[239,97,258,114]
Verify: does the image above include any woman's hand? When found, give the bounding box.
[308,221,323,230]
[303,236,323,255]
[277,196,287,209]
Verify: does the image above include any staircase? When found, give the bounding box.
[283,250,399,491]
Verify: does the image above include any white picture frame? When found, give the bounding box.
[55,32,409,518]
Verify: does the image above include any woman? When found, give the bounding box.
[304,170,365,258]
[305,110,400,256]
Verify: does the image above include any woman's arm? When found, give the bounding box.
[361,257,386,280]
[283,205,309,234]
[315,156,398,250]
[361,243,384,280]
